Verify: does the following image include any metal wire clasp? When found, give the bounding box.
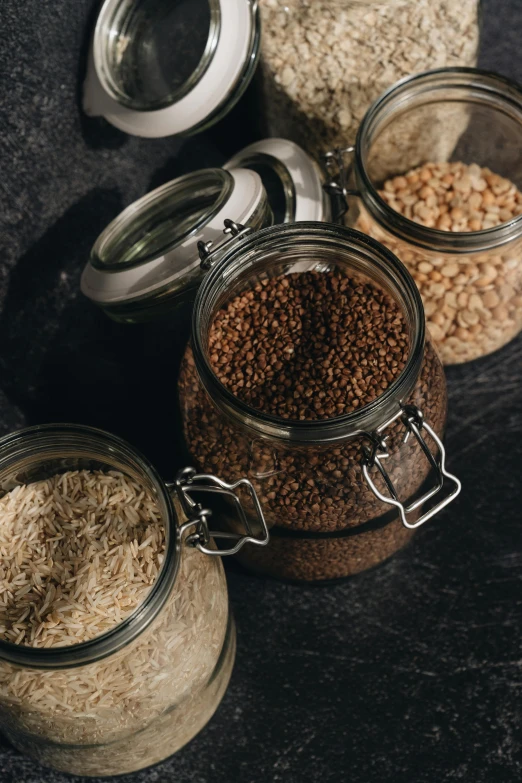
[361,404,461,529]
[173,467,269,556]
[198,219,254,271]
[323,146,359,223]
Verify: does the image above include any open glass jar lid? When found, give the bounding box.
[225,139,330,224]
[83,0,260,137]
[81,138,329,322]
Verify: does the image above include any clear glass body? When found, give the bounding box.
[0,426,232,777]
[257,0,481,161]
[86,168,274,324]
[349,68,522,364]
[95,0,220,112]
[179,223,448,582]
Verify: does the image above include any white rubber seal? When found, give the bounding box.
[83,0,253,137]
[81,168,264,304]
[224,138,329,222]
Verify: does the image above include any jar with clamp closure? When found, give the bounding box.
[338,68,522,364]
[179,222,461,583]
[0,425,268,776]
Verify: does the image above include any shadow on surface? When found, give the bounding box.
[0,188,191,473]
[76,0,129,151]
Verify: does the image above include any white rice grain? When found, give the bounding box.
[0,470,165,648]
[0,469,230,774]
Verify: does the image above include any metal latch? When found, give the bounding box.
[198,219,254,271]
[173,467,269,556]
[361,404,461,529]
[323,146,359,223]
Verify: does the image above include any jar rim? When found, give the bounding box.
[87,0,260,137]
[93,0,222,112]
[91,168,234,272]
[355,67,522,254]
[191,222,426,443]
[0,424,180,669]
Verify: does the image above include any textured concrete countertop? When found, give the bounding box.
[0,1,522,780]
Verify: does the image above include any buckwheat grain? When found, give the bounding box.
[179,267,447,581]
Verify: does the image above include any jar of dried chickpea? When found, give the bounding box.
[342,68,522,364]
[0,425,268,776]
[258,0,481,162]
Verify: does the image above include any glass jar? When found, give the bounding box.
[82,167,274,323]
[345,68,522,364]
[81,142,329,323]
[0,425,268,776]
[257,0,481,161]
[84,0,261,137]
[178,222,461,583]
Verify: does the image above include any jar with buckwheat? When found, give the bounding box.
[178,223,461,583]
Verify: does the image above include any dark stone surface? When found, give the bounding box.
[0,0,521,781]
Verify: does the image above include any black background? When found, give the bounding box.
[1,1,522,781]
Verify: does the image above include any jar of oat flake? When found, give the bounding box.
[0,425,268,776]
[258,0,481,161]
[346,68,522,364]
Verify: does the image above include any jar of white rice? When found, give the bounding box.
[0,424,268,777]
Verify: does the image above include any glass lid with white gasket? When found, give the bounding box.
[81,138,334,322]
[81,166,272,323]
[83,0,260,137]
[224,138,331,224]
